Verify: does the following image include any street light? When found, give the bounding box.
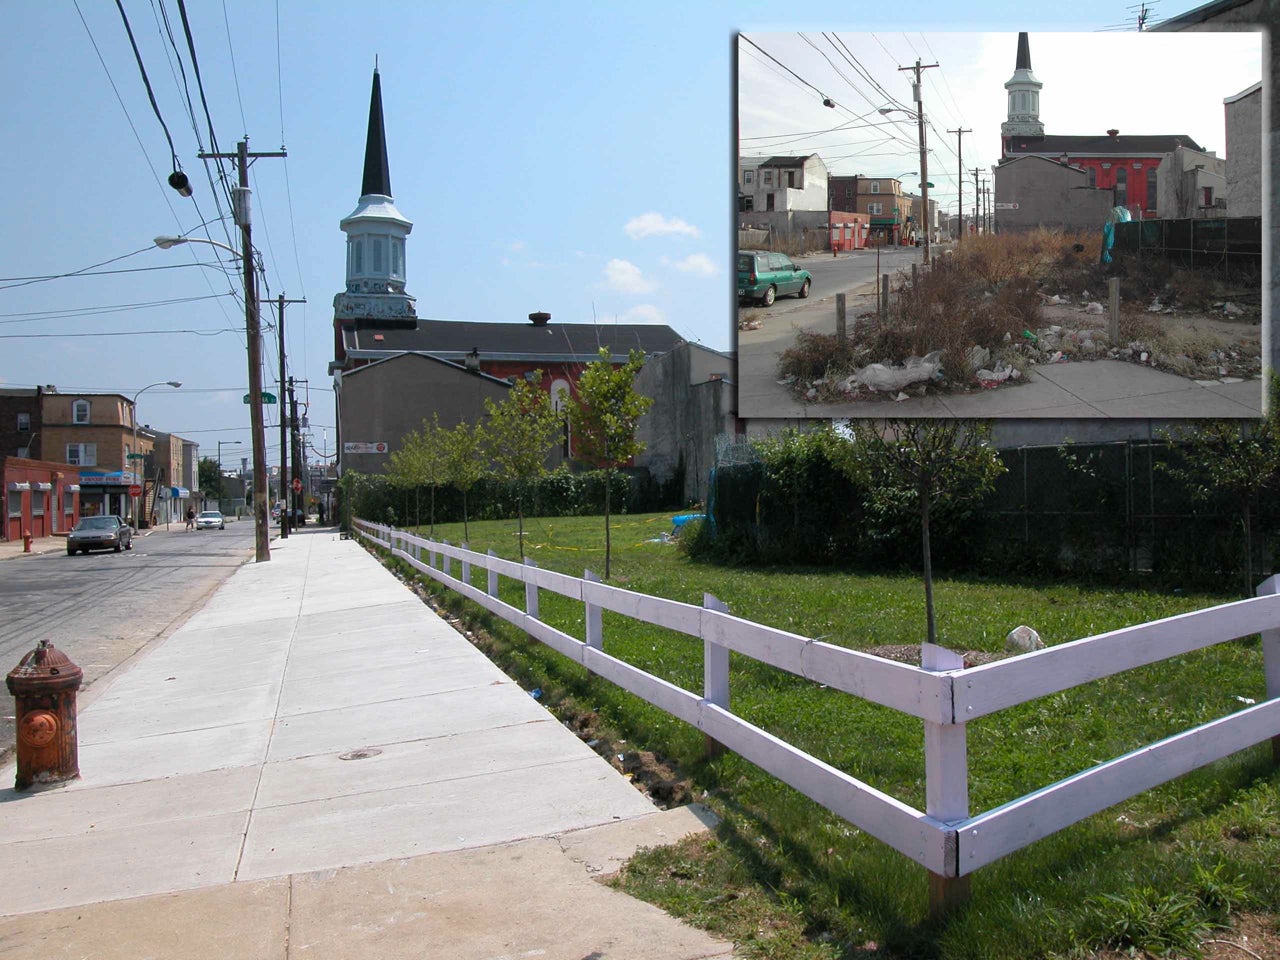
[155,234,271,562]
[130,380,181,529]
[879,107,933,266]
[216,441,242,511]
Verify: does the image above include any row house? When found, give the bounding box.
[738,154,829,213]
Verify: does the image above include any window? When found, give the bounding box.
[72,399,90,424]
[845,187,854,198]
[786,171,796,188]
[743,170,754,184]
[870,181,881,194]
[1115,166,1128,205]
[17,412,30,432]
[63,491,74,512]
[7,490,20,517]
[868,202,883,215]
[352,239,363,274]
[765,193,775,211]
[763,171,773,187]
[372,238,384,273]
[1146,169,1157,211]
[1088,167,1097,188]
[32,492,44,517]
[1202,186,1214,207]
[66,443,96,467]
[391,239,402,277]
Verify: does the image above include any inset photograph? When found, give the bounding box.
[736,30,1265,418]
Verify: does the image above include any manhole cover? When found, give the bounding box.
[338,747,383,761]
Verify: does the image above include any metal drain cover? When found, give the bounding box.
[338,747,383,761]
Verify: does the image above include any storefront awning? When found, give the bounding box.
[7,481,30,491]
[170,487,191,498]
[79,471,130,486]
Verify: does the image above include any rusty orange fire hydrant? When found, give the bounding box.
[22,529,32,552]
[6,641,83,790]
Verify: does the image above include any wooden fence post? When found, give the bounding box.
[880,273,890,321]
[1108,277,1120,345]
[487,549,499,598]
[836,293,847,350]
[440,540,450,578]
[922,642,970,918]
[703,594,731,759]
[524,557,539,619]
[584,569,603,677]
[1258,575,1280,765]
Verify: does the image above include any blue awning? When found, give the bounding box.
[170,487,191,498]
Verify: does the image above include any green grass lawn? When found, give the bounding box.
[373,510,1280,960]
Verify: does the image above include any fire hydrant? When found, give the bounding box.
[6,641,83,790]
[22,529,32,552]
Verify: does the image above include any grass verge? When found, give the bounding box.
[362,511,1280,959]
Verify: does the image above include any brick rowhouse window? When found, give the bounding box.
[17,413,30,431]
[1146,169,1157,212]
[72,399,90,424]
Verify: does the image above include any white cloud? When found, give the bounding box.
[603,258,655,293]
[621,304,666,325]
[624,212,700,240]
[672,253,716,277]
[509,240,526,252]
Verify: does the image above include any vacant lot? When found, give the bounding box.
[369,511,1279,960]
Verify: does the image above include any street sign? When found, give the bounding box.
[343,441,388,454]
[292,477,303,493]
[126,453,145,460]
[995,202,1019,210]
[128,484,142,497]
[243,392,278,404]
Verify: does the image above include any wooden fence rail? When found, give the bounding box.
[354,518,1280,913]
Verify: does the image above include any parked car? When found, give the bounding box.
[67,515,132,555]
[737,250,812,307]
[195,510,226,530]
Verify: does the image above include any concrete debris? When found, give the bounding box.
[1223,302,1244,316]
[1005,625,1045,654]
[853,349,945,392]
[1084,302,1104,314]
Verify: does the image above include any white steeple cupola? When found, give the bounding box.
[1001,32,1044,139]
[334,67,416,322]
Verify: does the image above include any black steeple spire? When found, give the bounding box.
[361,68,392,198]
[1016,32,1032,71]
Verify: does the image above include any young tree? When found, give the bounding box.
[483,375,562,559]
[1157,376,1279,594]
[444,420,487,543]
[830,419,1005,647]
[197,457,221,500]
[568,348,654,579]
[389,416,449,534]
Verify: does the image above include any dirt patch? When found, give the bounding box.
[863,644,1007,668]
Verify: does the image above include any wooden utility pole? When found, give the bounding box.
[898,59,938,264]
[947,128,970,243]
[199,139,286,563]
[970,167,981,235]
[270,294,305,538]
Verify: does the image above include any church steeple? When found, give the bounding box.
[1001,31,1044,140]
[361,69,392,198]
[334,66,415,328]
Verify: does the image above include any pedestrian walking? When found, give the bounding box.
[185,507,195,531]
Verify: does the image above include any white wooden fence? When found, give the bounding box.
[354,518,1280,902]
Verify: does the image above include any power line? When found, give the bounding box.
[0,293,234,324]
[0,327,244,339]
[113,0,181,169]
[0,262,235,289]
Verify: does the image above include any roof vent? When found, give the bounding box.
[464,347,480,372]
[1107,129,1119,138]
[528,311,551,327]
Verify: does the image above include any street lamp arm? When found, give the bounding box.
[154,235,240,258]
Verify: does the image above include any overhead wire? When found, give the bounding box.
[0,293,235,325]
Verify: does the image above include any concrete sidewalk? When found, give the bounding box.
[0,528,731,959]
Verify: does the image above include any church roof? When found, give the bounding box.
[1004,133,1204,156]
[339,318,687,365]
[361,69,392,197]
[1015,31,1032,70]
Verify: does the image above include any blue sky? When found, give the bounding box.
[0,0,1248,465]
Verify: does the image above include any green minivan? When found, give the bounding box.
[737,250,812,306]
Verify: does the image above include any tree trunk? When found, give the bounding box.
[463,487,470,543]
[518,493,526,561]
[415,486,420,530]
[921,482,936,646]
[430,485,436,536]
[1243,500,1254,596]
[604,468,613,579]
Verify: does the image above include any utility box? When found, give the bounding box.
[6,640,83,790]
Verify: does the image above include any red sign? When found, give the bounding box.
[292,478,303,493]
[128,484,142,497]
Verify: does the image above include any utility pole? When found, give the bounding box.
[971,167,981,235]
[288,378,306,526]
[199,139,286,563]
[270,294,305,538]
[899,59,938,265]
[948,128,970,244]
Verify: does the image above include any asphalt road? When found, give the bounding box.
[0,521,258,760]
